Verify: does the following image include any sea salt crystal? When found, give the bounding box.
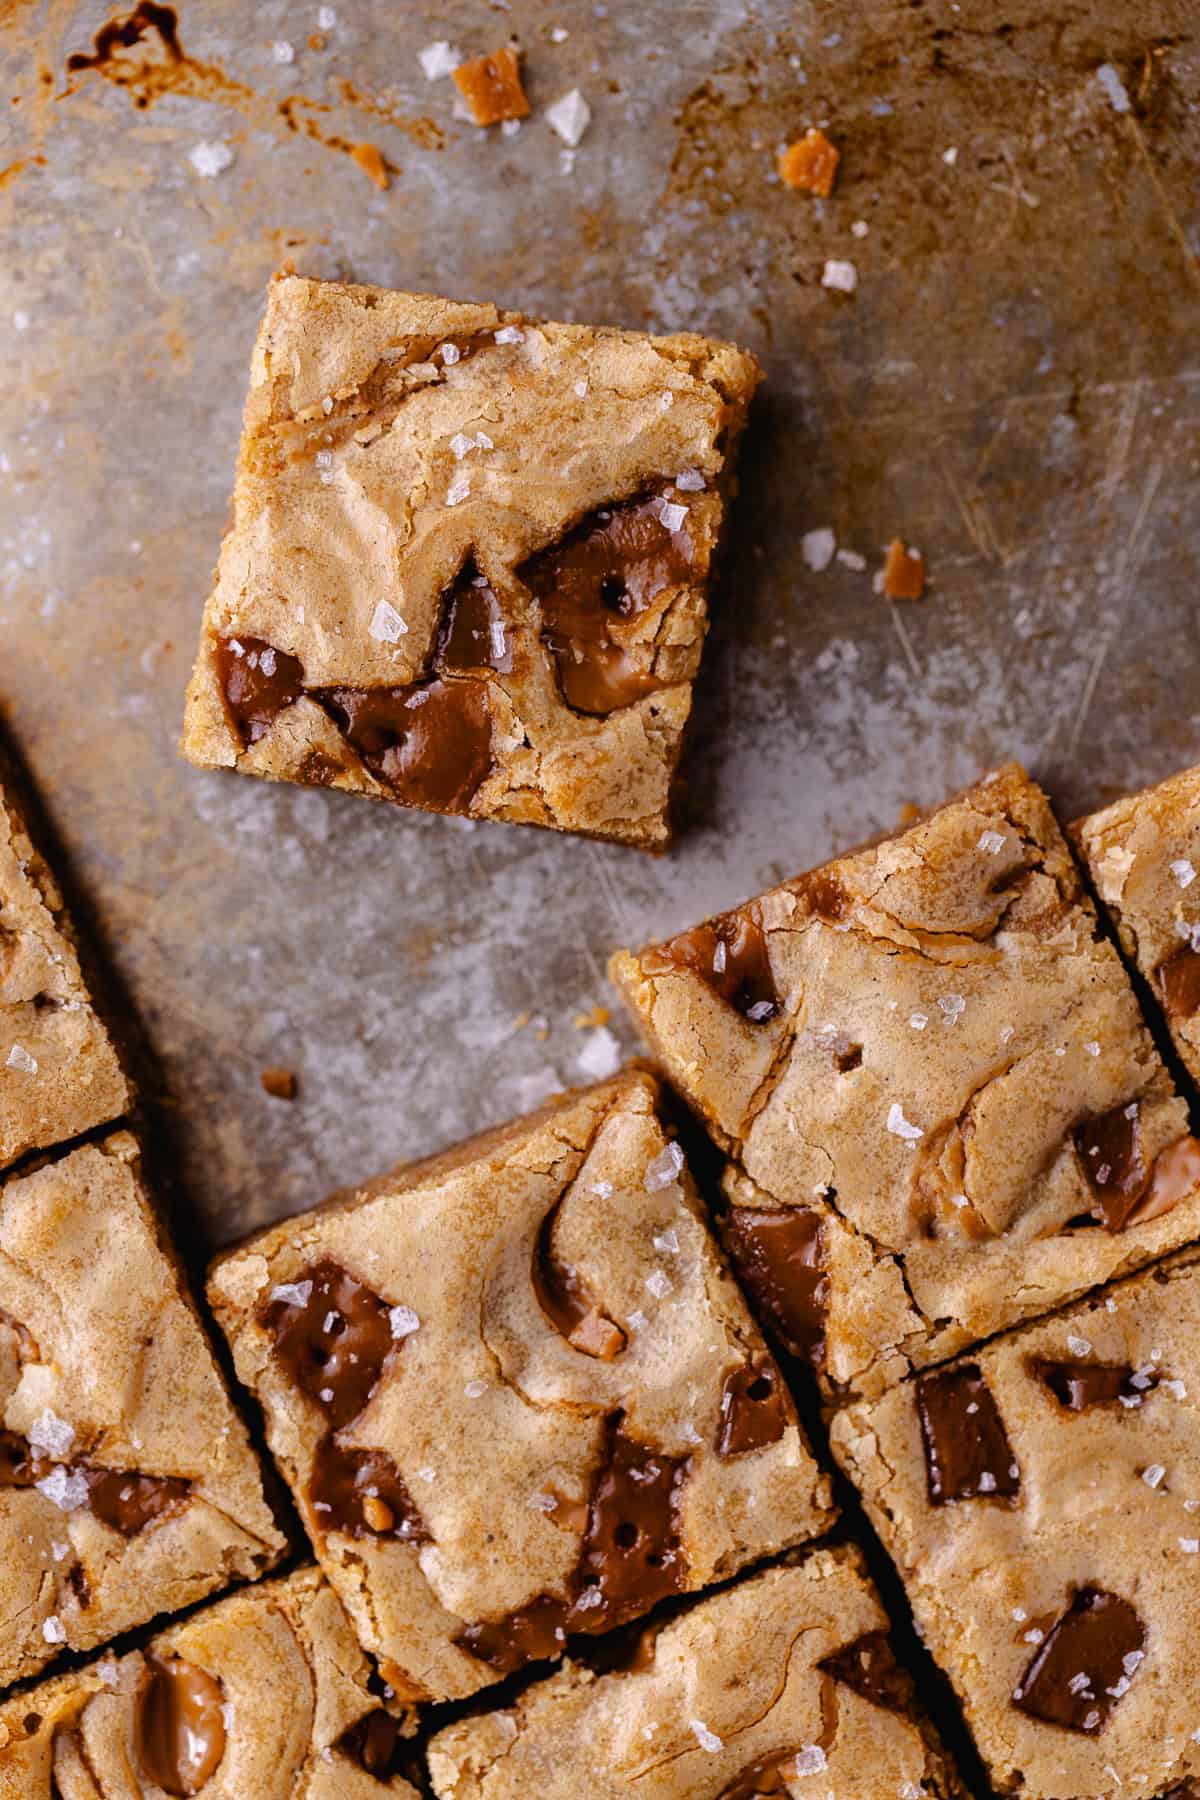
[315,449,332,468]
[1171,859,1197,889]
[418,40,461,80]
[712,941,727,974]
[389,1305,420,1339]
[1095,62,1131,113]
[28,1411,75,1461]
[417,1467,436,1483]
[978,1471,996,1492]
[1068,1673,1092,1696]
[440,342,461,364]
[1024,1627,1044,1644]
[1142,1464,1166,1488]
[42,1616,66,1645]
[317,6,337,28]
[576,1025,623,1081]
[450,432,477,460]
[627,1309,649,1332]
[446,472,471,506]
[270,1281,313,1307]
[36,1467,90,1512]
[12,310,29,332]
[272,39,295,63]
[999,1024,1015,1044]
[591,1180,614,1199]
[655,498,688,532]
[801,527,836,572]
[645,1269,673,1300]
[938,993,966,1021]
[676,468,706,491]
[501,117,522,138]
[574,379,588,397]
[1067,1334,1092,1357]
[464,1379,487,1398]
[644,1142,684,1191]
[887,1103,923,1141]
[188,140,236,179]
[1182,1538,1200,1553]
[836,548,867,570]
[1012,1607,1027,1622]
[574,1588,603,1611]
[943,145,959,164]
[475,431,494,449]
[6,1044,37,1074]
[370,600,408,643]
[909,1013,929,1031]
[821,258,858,293]
[322,395,334,415]
[689,1721,722,1753]
[551,26,569,41]
[977,829,1006,854]
[1084,1040,1101,1056]
[792,1746,828,1775]
[653,1228,680,1255]
[494,325,525,345]
[546,89,591,147]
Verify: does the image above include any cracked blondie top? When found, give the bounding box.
[1076,762,1200,1087]
[0,778,128,1171]
[0,1134,285,1688]
[181,275,760,848]
[428,1544,969,1800]
[0,1566,419,1798]
[611,765,1200,1397]
[208,1070,832,1704]
[832,1249,1200,1799]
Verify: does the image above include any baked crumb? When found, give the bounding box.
[350,142,388,189]
[261,1068,298,1100]
[452,47,530,126]
[779,127,839,196]
[882,538,926,600]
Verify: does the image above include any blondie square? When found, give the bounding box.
[832,1250,1200,1799]
[181,275,760,848]
[428,1545,969,1800]
[1076,762,1200,1085]
[208,1070,833,1704]
[0,1133,286,1688]
[0,776,128,1170]
[612,765,1200,1397]
[0,1566,419,1797]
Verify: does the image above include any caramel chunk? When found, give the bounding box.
[881,539,926,601]
[1012,1586,1145,1732]
[532,1195,626,1360]
[1159,944,1200,1020]
[456,1594,570,1675]
[319,678,493,812]
[520,492,697,715]
[778,127,839,196]
[916,1364,1020,1504]
[136,1654,227,1796]
[215,635,305,745]
[452,47,530,126]
[351,142,388,189]
[721,1206,827,1365]
[337,1708,406,1778]
[261,1260,396,1431]
[645,903,779,1022]
[310,1439,429,1542]
[716,1356,790,1456]
[260,1067,297,1100]
[86,1469,190,1535]
[1074,1101,1149,1230]
[1031,1356,1158,1411]
[818,1630,915,1711]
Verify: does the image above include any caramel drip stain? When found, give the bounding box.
[337,1710,406,1778]
[720,1206,827,1366]
[0,155,46,191]
[520,492,699,716]
[1074,1102,1149,1230]
[716,1356,789,1456]
[351,142,389,190]
[435,564,513,676]
[1158,944,1200,1019]
[456,1421,689,1674]
[64,2,253,113]
[644,903,779,1022]
[310,1440,429,1541]
[0,1430,190,1533]
[916,1364,1020,1504]
[532,1195,626,1360]
[1031,1356,1158,1411]
[1012,1587,1145,1733]
[136,1654,227,1796]
[318,679,493,814]
[334,78,447,149]
[818,1631,915,1712]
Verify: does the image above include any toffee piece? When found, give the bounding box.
[427,1548,970,1800]
[181,275,761,848]
[0,1134,284,1688]
[832,1246,1200,1798]
[1077,762,1200,1087]
[0,1566,419,1798]
[613,764,1200,1397]
[209,1071,831,1703]
[0,772,129,1170]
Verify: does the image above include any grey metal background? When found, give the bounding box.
[2,0,1198,1263]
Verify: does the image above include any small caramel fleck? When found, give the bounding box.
[308,31,326,50]
[362,1494,395,1533]
[573,1004,611,1029]
[882,539,926,600]
[261,1068,298,1100]
[779,128,840,196]
[351,142,389,189]
[452,47,530,126]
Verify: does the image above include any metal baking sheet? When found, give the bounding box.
[3,0,1198,1267]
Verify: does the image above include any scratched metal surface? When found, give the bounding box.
[1,0,1199,1270]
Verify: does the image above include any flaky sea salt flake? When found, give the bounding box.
[272,39,295,63]
[645,1269,673,1300]
[821,258,858,293]
[188,140,236,179]
[676,468,706,491]
[644,1142,685,1192]
[546,88,591,147]
[370,600,408,644]
[270,1281,313,1307]
[42,1616,66,1644]
[655,498,688,532]
[36,1467,90,1512]
[446,472,471,507]
[494,325,525,345]
[1095,62,1131,113]
[6,1044,37,1074]
[689,1720,722,1754]
[29,1410,75,1461]
[977,829,1006,854]
[801,527,836,572]
[887,1102,923,1141]
[389,1305,420,1339]
[1171,859,1197,889]
[792,1745,828,1775]
[419,40,461,80]
[1142,1464,1166,1488]
[1067,1334,1092,1357]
